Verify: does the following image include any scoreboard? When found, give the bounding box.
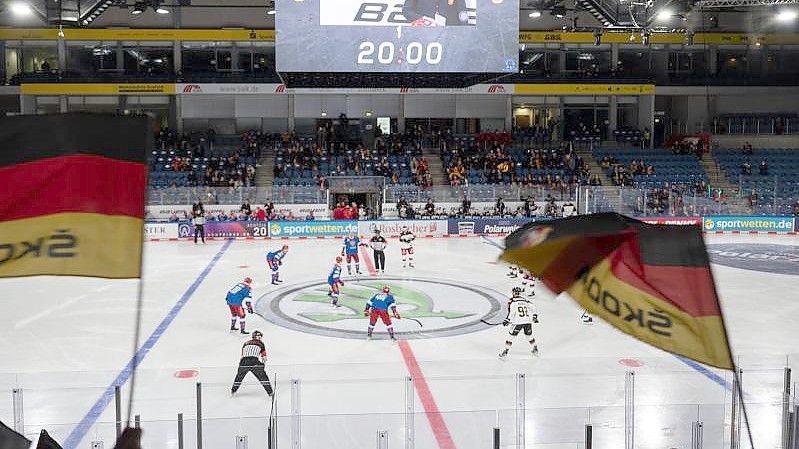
[276,0,519,73]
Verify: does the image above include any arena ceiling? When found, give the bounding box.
[1,0,797,33]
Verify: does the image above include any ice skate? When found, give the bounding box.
[531,346,539,357]
[499,349,509,359]
[240,329,250,335]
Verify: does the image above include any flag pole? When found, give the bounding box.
[125,125,154,429]
[708,256,755,449]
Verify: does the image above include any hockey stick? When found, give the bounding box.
[480,319,504,326]
[480,235,505,251]
[405,317,423,328]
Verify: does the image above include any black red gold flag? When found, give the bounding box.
[501,212,734,370]
[0,113,149,279]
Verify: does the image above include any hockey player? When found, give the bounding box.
[507,265,518,278]
[499,287,539,358]
[399,226,416,268]
[266,245,289,285]
[364,286,400,340]
[327,256,345,306]
[231,330,273,397]
[341,231,363,275]
[226,277,253,335]
[520,269,536,297]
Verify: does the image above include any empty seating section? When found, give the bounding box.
[273,136,424,187]
[593,148,707,189]
[715,148,799,213]
[612,127,644,145]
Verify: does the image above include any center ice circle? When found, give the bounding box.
[254,277,505,340]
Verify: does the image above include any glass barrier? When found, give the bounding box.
[5,355,795,448]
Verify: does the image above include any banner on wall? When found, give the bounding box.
[639,217,702,226]
[176,83,515,95]
[702,216,795,232]
[448,218,537,235]
[269,220,358,238]
[358,220,449,237]
[144,223,178,239]
[177,221,271,238]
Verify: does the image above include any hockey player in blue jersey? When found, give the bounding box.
[327,256,345,306]
[364,286,400,340]
[266,245,289,285]
[226,277,253,335]
[341,231,364,275]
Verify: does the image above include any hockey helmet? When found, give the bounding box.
[335,256,343,263]
[252,330,263,339]
[243,277,253,285]
[281,244,289,251]
[382,285,391,293]
[512,287,523,296]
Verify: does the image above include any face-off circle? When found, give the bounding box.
[254,277,505,340]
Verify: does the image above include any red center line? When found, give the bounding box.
[359,246,377,276]
[358,248,458,449]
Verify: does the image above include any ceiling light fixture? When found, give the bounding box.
[10,1,33,16]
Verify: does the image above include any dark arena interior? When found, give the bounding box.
[1,0,799,448]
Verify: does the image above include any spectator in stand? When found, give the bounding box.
[306,210,316,221]
[350,202,359,220]
[748,190,759,209]
[495,197,506,216]
[523,196,539,217]
[461,196,471,215]
[241,199,252,218]
[424,198,435,216]
[793,199,799,216]
[741,161,752,175]
[396,196,409,214]
[255,207,267,222]
[264,200,275,217]
[759,160,769,175]
[742,142,753,155]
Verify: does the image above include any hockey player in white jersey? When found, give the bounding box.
[399,226,416,268]
[499,287,539,358]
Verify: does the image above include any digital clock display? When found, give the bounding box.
[277,0,519,73]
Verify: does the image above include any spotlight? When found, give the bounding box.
[528,10,541,18]
[656,10,672,21]
[776,10,798,22]
[10,1,33,16]
[155,6,169,14]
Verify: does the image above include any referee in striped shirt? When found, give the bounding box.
[231,330,274,396]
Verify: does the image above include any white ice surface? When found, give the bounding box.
[0,234,797,449]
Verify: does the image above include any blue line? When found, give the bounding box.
[63,240,233,449]
[675,355,733,392]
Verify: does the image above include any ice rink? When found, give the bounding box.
[1,233,798,449]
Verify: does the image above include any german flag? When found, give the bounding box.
[0,113,150,279]
[501,213,733,370]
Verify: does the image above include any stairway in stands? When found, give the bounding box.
[255,148,275,187]
[700,150,750,214]
[575,146,613,186]
[422,147,449,187]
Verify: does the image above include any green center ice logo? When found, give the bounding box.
[255,277,505,340]
[295,281,472,323]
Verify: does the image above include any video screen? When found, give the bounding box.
[277,0,519,73]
